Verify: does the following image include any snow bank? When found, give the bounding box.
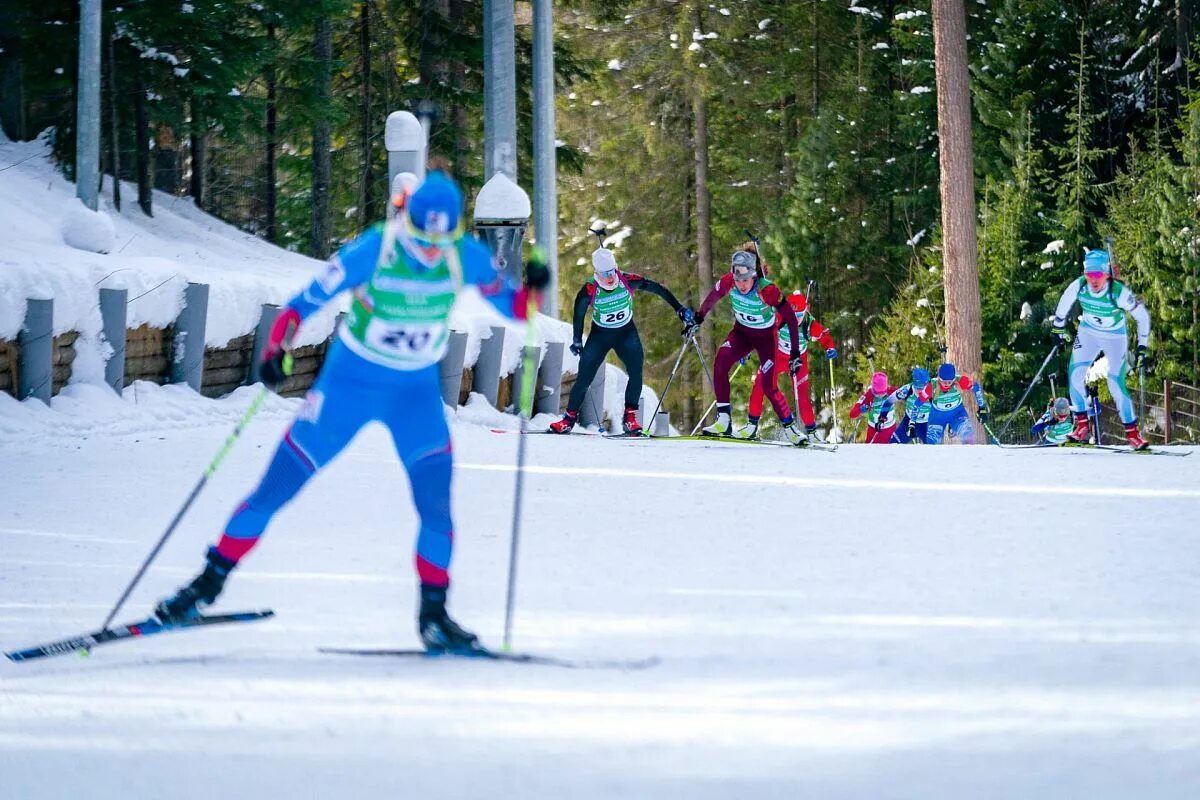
[0,129,323,356]
[61,200,115,253]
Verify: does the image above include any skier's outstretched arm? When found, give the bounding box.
[627,275,684,314]
[1051,280,1081,328]
[290,225,385,320]
[696,273,733,321]
[571,283,592,345]
[462,237,540,320]
[1117,285,1152,346]
[763,284,800,355]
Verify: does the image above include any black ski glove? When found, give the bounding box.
[569,340,583,357]
[524,249,551,290]
[1133,344,1149,371]
[788,355,803,374]
[260,351,293,390]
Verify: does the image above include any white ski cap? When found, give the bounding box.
[592,247,618,273]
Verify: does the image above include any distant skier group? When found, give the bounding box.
[547,234,1152,451]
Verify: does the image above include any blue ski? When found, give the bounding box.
[4,610,275,663]
[318,646,659,671]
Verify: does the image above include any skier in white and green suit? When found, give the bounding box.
[1050,248,1151,449]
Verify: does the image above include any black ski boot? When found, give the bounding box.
[418,585,483,654]
[154,547,237,623]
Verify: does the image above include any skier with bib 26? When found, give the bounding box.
[926,363,987,444]
[693,246,809,445]
[154,171,549,655]
[549,246,693,435]
[737,290,837,440]
[1050,248,1151,449]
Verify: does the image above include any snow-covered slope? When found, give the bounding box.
[1,391,1199,798]
[0,130,581,390]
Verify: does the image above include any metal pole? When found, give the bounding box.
[532,0,558,315]
[76,0,102,210]
[647,333,693,436]
[485,0,517,181]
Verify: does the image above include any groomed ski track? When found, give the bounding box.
[3,391,1200,799]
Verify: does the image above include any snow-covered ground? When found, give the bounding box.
[3,389,1200,798]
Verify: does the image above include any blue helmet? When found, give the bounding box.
[911,367,930,388]
[1083,249,1111,277]
[937,363,956,382]
[406,171,464,242]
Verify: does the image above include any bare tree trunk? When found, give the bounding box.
[690,3,714,365]
[358,2,376,227]
[693,89,714,361]
[932,0,983,431]
[265,23,278,242]
[189,98,206,208]
[106,28,121,211]
[310,15,333,259]
[132,49,152,216]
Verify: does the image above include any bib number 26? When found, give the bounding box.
[602,309,629,325]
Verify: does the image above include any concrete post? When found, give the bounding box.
[581,364,606,429]
[484,0,517,181]
[535,341,564,415]
[473,325,506,407]
[18,299,53,404]
[653,411,670,436]
[99,288,127,393]
[385,110,426,213]
[439,331,468,407]
[474,172,531,283]
[76,0,101,211]
[248,303,279,385]
[169,282,209,392]
[512,345,541,415]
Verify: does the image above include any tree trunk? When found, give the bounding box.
[265,23,277,242]
[106,28,121,211]
[691,4,714,363]
[932,0,982,413]
[132,50,152,216]
[310,15,333,259]
[189,98,206,209]
[358,1,377,227]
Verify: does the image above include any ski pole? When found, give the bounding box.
[690,335,718,396]
[1000,344,1059,437]
[690,360,743,436]
[503,276,542,652]
[828,359,840,443]
[648,330,694,437]
[101,383,273,631]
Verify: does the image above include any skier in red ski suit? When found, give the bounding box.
[691,246,810,445]
[742,291,836,439]
[849,371,900,443]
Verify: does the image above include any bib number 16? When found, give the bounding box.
[736,310,765,326]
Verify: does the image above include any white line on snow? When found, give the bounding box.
[456,462,1200,500]
[0,527,137,544]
